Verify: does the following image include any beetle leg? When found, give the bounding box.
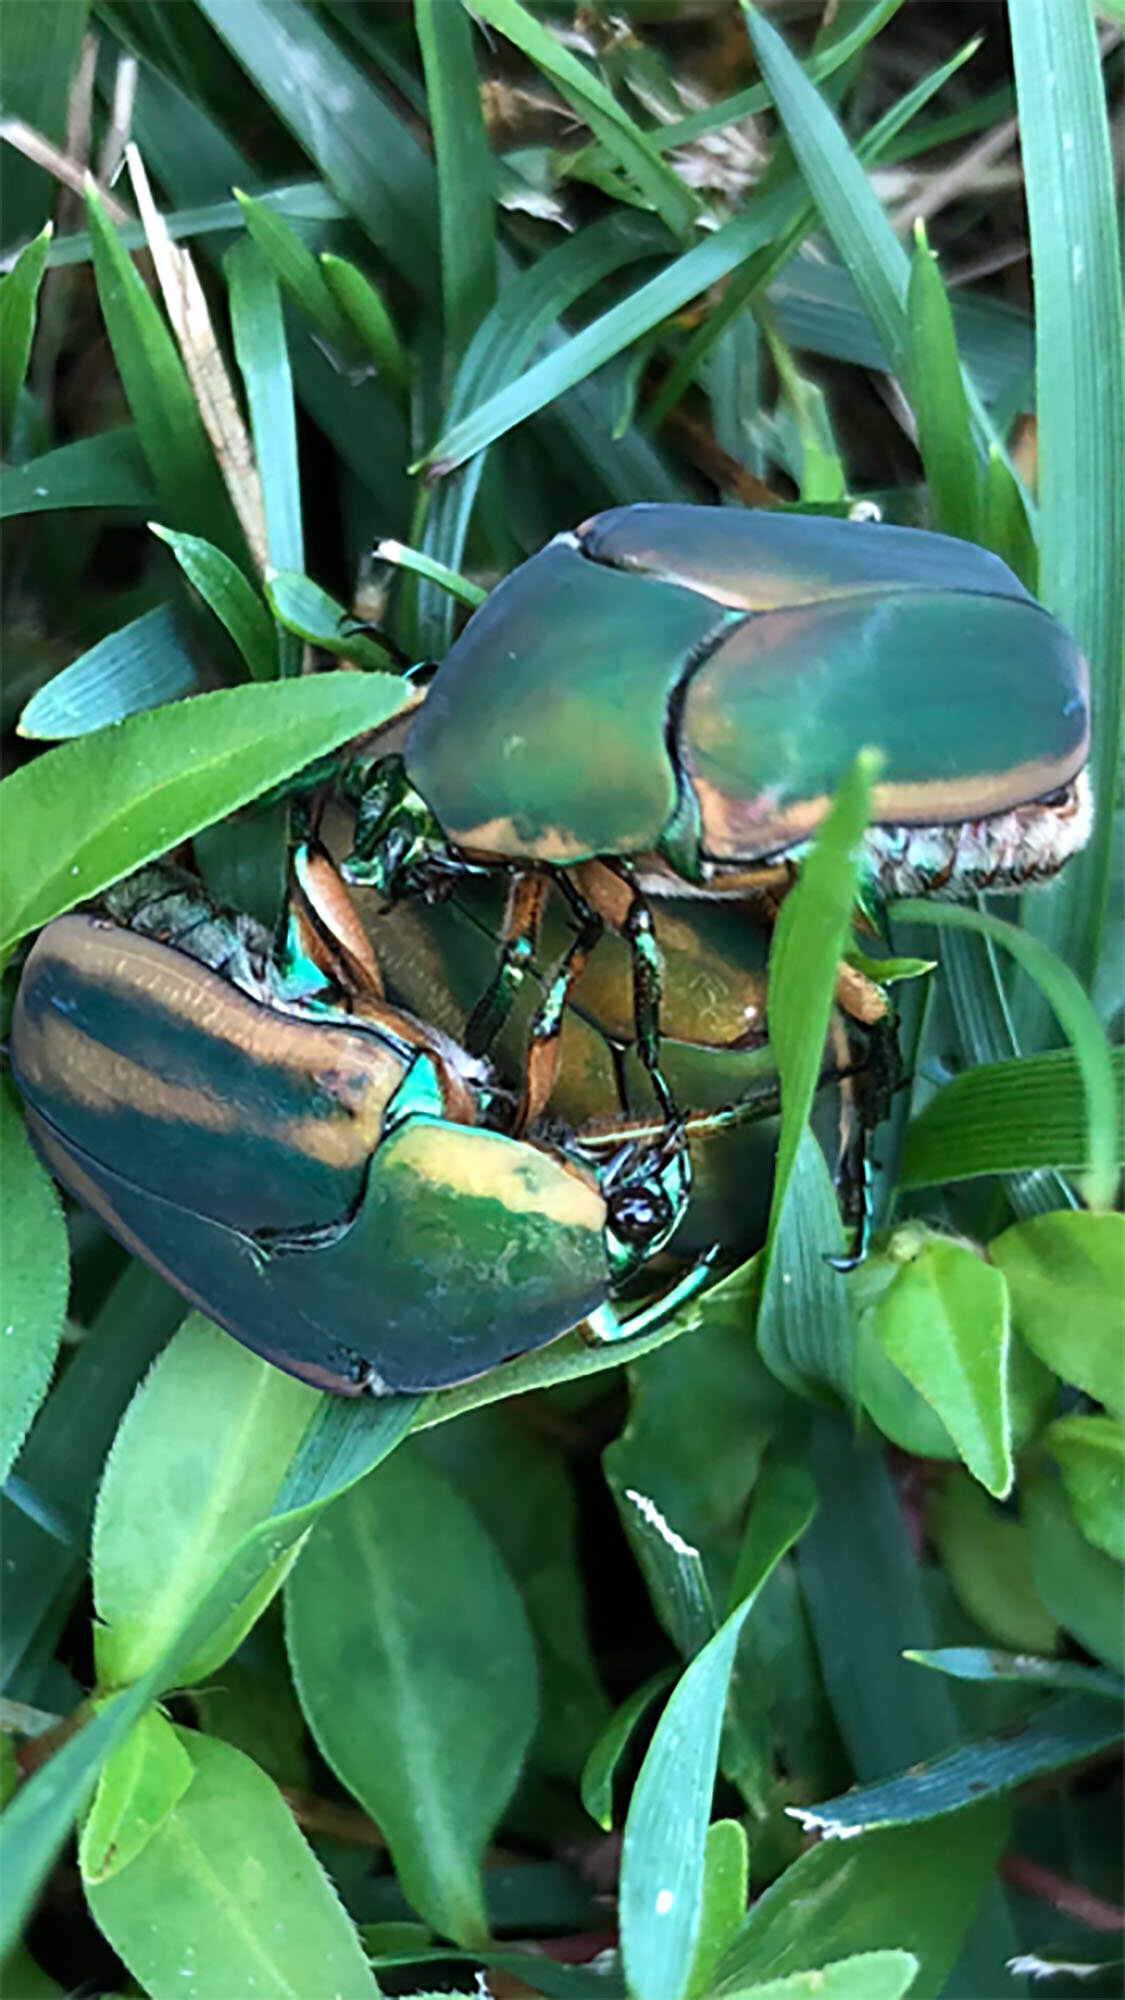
[464,871,549,1059]
[582,1249,718,1346]
[517,905,605,1132]
[567,861,678,1123]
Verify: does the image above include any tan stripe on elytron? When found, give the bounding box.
[389,1120,606,1235]
[16,1002,399,1172]
[691,746,1090,859]
[434,814,596,863]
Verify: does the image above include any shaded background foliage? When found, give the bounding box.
[0,2,1122,1997]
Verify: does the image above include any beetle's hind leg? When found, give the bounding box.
[569,861,678,1124]
[464,871,549,1058]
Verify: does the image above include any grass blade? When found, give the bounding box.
[17,604,197,738]
[0,223,52,454]
[1009,0,1125,991]
[226,238,303,580]
[466,0,699,239]
[151,526,278,682]
[416,0,497,365]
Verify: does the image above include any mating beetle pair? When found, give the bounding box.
[11,506,1092,1396]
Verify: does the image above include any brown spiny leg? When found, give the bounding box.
[516,896,606,1133]
[569,860,676,1121]
[464,870,549,1058]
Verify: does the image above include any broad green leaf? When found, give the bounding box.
[722,1955,918,2000]
[78,1709,193,1885]
[857,1308,1052,1466]
[0,1395,417,1956]
[85,1730,379,1998]
[1010,0,1125,989]
[687,1820,749,2000]
[900,1046,1125,1188]
[320,255,408,397]
[1044,1415,1125,1563]
[1,1265,185,1702]
[0,670,408,954]
[0,430,156,520]
[867,1233,1012,1498]
[416,0,497,362]
[151,526,277,682]
[0,1091,68,1482]
[0,222,52,453]
[92,1317,319,1687]
[712,1806,1008,1998]
[580,1670,675,1833]
[619,1456,815,2000]
[226,239,302,579]
[466,0,699,239]
[792,1693,1123,1834]
[928,1472,1057,1656]
[989,1212,1125,1416]
[1025,1474,1125,1673]
[905,1648,1124,1702]
[890,900,1118,1209]
[905,222,981,543]
[285,1445,538,1948]
[233,190,355,352]
[84,185,237,553]
[17,604,197,739]
[264,570,394,669]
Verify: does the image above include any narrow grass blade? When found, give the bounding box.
[0,431,155,519]
[84,184,232,544]
[901,1046,1125,1189]
[416,0,497,363]
[17,604,197,738]
[794,1694,1123,1835]
[226,238,303,580]
[195,0,438,297]
[620,1456,815,2000]
[742,3,1000,460]
[1009,0,1125,991]
[234,189,355,353]
[320,254,408,399]
[151,525,278,681]
[906,222,981,543]
[891,900,1117,1210]
[466,0,699,239]
[0,222,52,453]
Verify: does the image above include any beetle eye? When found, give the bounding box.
[607,1186,674,1245]
[1035,783,1072,810]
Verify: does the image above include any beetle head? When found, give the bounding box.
[596,1124,693,1283]
[341,753,450,903]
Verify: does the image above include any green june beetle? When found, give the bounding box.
[10,872,706,1397]
[354,504,1090,898]
[341,506,1090,1110]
